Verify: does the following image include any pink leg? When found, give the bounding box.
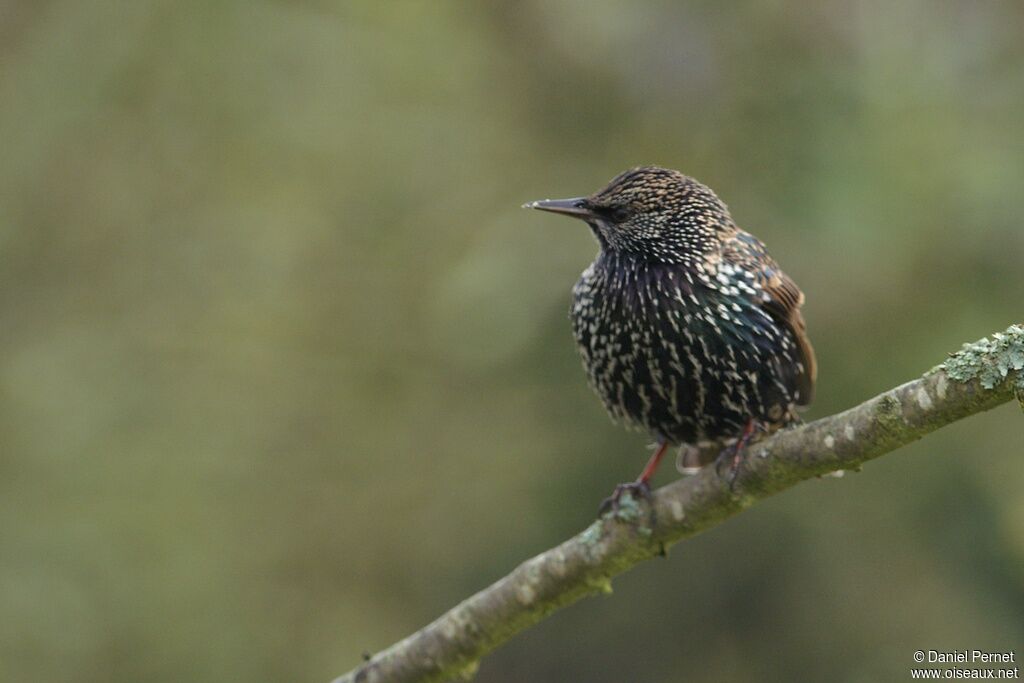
[599,441,670,515]
[637,441,671,485]
[718,419,759,486]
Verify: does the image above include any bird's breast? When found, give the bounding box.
[569,254,802,443]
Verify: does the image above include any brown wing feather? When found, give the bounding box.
[723,232,817,405]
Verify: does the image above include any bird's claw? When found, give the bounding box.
[598,479,652,516]
[715,419,761,489]
[714,443,744,489]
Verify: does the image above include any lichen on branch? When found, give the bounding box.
[943,324,1024,392]
[331,324,1023,683]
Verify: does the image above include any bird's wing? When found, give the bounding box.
[720,231,817,405]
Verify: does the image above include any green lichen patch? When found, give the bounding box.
[875,393,905,430]
[454,660,479,680]
[579,522,604,548]
[943,324,1024,392]
[611,491,643,523]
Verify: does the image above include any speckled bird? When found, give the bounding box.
[525,167,816,510]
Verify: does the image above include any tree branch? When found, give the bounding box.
[332,325,1024,683]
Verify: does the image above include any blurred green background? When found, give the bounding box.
[1,2,1022,681]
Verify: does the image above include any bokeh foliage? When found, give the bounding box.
[1,2,1022,681]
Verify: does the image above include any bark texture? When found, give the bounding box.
[331,324,1024,683]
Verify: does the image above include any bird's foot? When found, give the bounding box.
[714,443,744,488]
[598,479,652,516]
[714,420,761,489]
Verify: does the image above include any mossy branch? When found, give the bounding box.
[331,325,1024,683]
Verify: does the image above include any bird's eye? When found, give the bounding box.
[598,205,630,222]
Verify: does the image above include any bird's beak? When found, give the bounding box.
[522,197,593,219]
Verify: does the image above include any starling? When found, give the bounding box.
[525,167,816,510]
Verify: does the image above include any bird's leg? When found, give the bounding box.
[715,419,760,487]
[637,440,671,484]
[598,441,670,515]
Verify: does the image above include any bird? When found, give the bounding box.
[524,166,816,512]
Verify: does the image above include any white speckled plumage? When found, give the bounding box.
[535,167,816,448]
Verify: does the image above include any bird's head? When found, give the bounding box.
[525,166,734,263]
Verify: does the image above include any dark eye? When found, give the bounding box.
[597,205,630,222]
